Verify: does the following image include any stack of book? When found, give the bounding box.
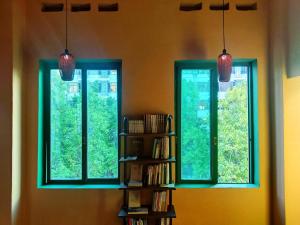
[128,120,145,134]
[144,114,168,133]
[127,218,148,225]
[127,207,149,215]
[152,191,168,212]
[146,163,169,186]
[128,191,149,215]
[128,164,143,187]
[160,218,170,225]
[127,138,143,157]
[128,191,141,208]
[152,137,169,159]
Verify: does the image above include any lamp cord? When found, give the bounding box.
[65,0,68,50]
[223,0,226,50]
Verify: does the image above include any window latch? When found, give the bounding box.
[213,137,218,146]
[83,136,87,145]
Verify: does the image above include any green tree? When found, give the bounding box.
[180,71,249,183]
[51,72,82,179]
[218,81,249,183]
[181,77,211,180]
[87,80,118,178]
[50,70,118,180]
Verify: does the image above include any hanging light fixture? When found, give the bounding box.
[59,0,75,81]
[217,0,232,82]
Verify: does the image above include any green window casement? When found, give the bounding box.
[38,60,122,185]
[175,60,259,185]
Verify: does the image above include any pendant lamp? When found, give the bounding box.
[59,0,75,81]
[217,0,232,82]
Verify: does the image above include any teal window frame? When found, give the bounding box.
[38,60,122,186]
[175,59,259,185]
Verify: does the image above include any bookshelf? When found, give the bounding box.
[118,114,176,225]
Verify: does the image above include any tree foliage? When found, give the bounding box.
[181,78,211,180]
[218,81,249,183]
[49,69,249,183]
[50,71,118,180]
[181,75,249,183]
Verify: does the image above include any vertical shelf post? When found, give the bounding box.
[168,115,173,184]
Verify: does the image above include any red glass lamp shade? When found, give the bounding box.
[217,49,233,82]
[59,49,75,81]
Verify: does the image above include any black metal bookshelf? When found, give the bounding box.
[118,114,176,225]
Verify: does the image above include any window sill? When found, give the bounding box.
[175,183,259,189]
[37,183,259,190]
[38,184,121,189]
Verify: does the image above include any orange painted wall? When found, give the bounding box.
[12,0,26,225]
[0,1,13,225]
[22,0,270,225]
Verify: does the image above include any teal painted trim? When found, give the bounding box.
[37,61,46,186]
[175,183,260,189]
[38,183,259,190]
[211,65,218,184]
[82,66,88,182]
[251,60,260,185]
[175,59,256,66]
[38,184,121,189]
[174,63,181,183]
[38,59,122,185]
[117,63,122,183]
[175,61,217,184]
[174,59,259,186]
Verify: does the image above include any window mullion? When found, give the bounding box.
[248,64,254,184]
[45,65,51,184]
[82,67,88,183]
[176,67,182,183]
[211,66,218,184]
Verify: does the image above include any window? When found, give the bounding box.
[39,61,121,185]
[175,60,258,185]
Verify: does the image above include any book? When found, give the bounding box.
[128,191,141,208]
[128,164,143,187]
[152,191,168,212]
[127,137,144,157]
[152,137,169,159]
[128,120,144,134]
[127,218,148,225]
[160,218,170,225]
[128,181,143,187]
[125,156,138,161]
[146,163,170,186]
[144,114,168,134]
[127,207,149,215]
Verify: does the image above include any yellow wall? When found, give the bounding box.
[268,0,286,224]
[284,76,300,225]
[270,0,300,224]
[283,1,300,217]
[21,0,270,225]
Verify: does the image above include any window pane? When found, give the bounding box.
[87,70,118,179]
[50,69,82,180]
[181,69,211,180]
[218,66,250,183]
